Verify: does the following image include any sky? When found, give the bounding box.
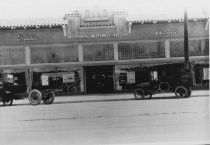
[0,0,209,19]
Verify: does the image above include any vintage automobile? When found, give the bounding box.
[134,62,193,100]
[0,81,55,106]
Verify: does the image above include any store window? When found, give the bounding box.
[118,42,165,60]
[0,69,27,91]
[56,67,82,93]
[0,47,25,65]
[32,67,82,93]
[115,65,150,92]
[83,44,114,61]
[31,45,78,64]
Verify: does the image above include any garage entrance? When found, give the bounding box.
[85,65,114,93]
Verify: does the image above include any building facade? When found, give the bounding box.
[0,10,209,94]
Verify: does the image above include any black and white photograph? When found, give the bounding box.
[0,0,209,144]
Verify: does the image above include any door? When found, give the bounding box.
[85,65,114,93]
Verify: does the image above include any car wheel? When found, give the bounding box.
[175,86,189,98]
[3,98,13,106]
[28,89,42,105]
[43,92,55,104]
[134,88,145,100]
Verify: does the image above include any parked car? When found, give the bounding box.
[134,62,193,100]
[0,81,55,106]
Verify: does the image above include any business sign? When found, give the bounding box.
[155,31,177,36]
[17,33,38,41]
[203,68,209,80]
[67,33,128,39]
[63,73,75,83]
[41,75,49,86]
[127,71,135,84]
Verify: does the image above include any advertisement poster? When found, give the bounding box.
[63,73,75,83]
[127,71,135,84]
[41,75,49,86]
[203,68,209,80]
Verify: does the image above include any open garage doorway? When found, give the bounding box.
[85,65,114,93]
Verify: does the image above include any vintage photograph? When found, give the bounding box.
[0,0,209,144]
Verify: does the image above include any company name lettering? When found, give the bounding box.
[17,34,38,41]
[155,31,177,35]
[68,33,128,39]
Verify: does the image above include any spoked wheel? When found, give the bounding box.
[2,94,13,106]
[134,88,145,100]
[28,89,42,105]
[144,91,152,99]
[175,86,189,98]
[3,98,13,106]
[43,92,55,104]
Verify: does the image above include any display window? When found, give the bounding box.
[0,69,27,91]
[115,65,151,91]
[32,67,82,93]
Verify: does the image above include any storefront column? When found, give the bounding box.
[78,44,83,62]
[114,43,119,60]
[25,46,32,92]
[80,67,85,92]
[165,40,170,58]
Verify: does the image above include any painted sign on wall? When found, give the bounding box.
[17,33,38,41]
[63,73,75,83]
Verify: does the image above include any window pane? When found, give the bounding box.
[83,44,114,61]
[0,47,25,65]
[31,45,78,64]
[119,42,164,60]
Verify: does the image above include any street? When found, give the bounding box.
[0,90,210,145]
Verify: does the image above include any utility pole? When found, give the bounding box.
[183,7,194,86]
[184,8,189,62]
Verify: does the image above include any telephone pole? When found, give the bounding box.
[184,8,189,62]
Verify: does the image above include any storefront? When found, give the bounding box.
[0,10,209,94]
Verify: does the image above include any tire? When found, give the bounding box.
[134,88,145,100]
[186,87,192,97]
[43,92,55,104]
[3,98,13,106]
[159,82,170,92]
[2,93,13,106]
[175,86,189,98]
[28,89,42,105]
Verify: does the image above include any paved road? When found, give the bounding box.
[0,90,209,145]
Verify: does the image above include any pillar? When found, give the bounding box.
[114,43,119,60]
[25,46,31,65]
[78,44,83,62]
[165,40,170,58]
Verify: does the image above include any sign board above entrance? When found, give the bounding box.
[68,32,128,39]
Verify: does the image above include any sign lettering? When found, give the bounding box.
[68,33,128,39]
[17,34,38,41]
[155,31,177,36]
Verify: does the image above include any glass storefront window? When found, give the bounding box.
[115,65,151,92]
[56,67,82,93]
[118,42,165,60]
[0,69,27,91]
[83,44,114,61]
[0,47,25,65]
[170,39,209,57]
[31,45,78,64]
[32,67,82,93]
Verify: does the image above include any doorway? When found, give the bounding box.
[85,65,114,93]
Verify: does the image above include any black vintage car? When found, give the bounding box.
[0,81,55,106]
[134,62,193,100]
